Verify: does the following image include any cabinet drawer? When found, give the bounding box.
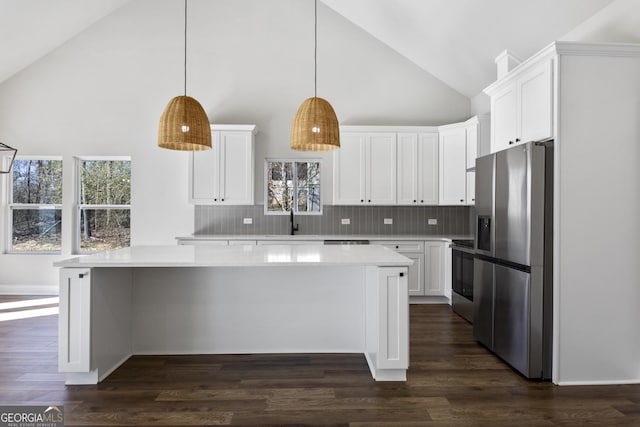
[178,240,229,246]
[372,241,425,253]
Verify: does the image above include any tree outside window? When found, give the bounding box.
[9,159,63,252]
[266,160,321,214]
[78,158,131,253]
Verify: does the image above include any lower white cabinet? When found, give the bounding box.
[256,240,323,245]
[58,269,92,373]
[372,240,448,298]
[424,241,447,296]
[178,239,229,246]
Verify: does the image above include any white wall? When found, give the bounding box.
[555,52,640,384]
[0,0,470,291]
[554,0,640,385]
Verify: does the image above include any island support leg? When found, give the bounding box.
[364,266,409,381]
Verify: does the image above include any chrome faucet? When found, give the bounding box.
[290,209,299,235]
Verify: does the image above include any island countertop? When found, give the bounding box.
[53,244,414,268]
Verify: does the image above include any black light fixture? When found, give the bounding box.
[0,143,17,174]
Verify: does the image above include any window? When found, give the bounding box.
[77,158,131,253]
[265,160,321,214]
[8,158,63,253]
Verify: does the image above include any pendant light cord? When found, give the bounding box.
[184,0,188,96]
[314,0,317,98]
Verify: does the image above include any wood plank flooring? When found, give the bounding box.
[1,295,639,426]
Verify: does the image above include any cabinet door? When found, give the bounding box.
[190,132,220,203]
[367,133,396,205]
[491,83,517,153]
[219,131,254,205]
[518,59,553,143]
[417,133,439,205]
[396,133,418,205]
[333,133,365,205]
[59,269,92,372]
[438,129,467,205]
[406,253,425,296]
[466,124,478,169]
[424,241,446,296]
[466,171,475,205]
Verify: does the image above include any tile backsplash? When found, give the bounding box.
[195,205,471,236]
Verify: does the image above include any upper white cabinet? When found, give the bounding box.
[333,131,396,205]
[189,125,257,205]
[487,58,553,153]
[438,116,488,206]
[438,125,467,206]
[397,132,439,205]
[334,122,485,207]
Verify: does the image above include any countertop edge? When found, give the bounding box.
[176,234,473,242]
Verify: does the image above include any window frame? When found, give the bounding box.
[5,155,64,254]
[263,158,323,216]
[74,156,131,254]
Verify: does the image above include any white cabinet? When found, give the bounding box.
[333,132,396,205]
[424,241,447,297]
[256,240,322,245]
[438,126,467,205]
[488,59,553,153]
[178,239,229,246]
[438,116,487,206]
[59,269,91,373]
[397,132,439,205]
[466,171,475,205]
[189,124,257,205]
[373,241,425,296]
[465,125,478,170]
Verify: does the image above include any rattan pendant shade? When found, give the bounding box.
[290,97,339,151]
[290,0,339,152]
[158,96,211,151]
[158,0,211,151]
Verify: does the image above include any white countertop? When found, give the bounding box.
[176,234,473,242]
[54,244,414,268]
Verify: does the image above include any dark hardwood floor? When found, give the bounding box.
[1,295,639,426]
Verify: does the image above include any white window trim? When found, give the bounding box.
[263,158,323,216]
[5,156,63,254]
[74,156,131,254]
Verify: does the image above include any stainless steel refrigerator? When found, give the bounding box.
[473,139,553,380]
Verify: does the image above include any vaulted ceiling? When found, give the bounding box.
[0,0,616,98]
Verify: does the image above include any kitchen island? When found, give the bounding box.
[54,244,412,384]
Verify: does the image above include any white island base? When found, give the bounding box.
[56,245,411,384]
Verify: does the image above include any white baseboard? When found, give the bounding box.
[557,378,640,386]
[0,284,58,295]
[409,296,451,305]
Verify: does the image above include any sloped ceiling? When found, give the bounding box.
[0,0,130,83]
[0,0,615,98]
[321,0,615,98]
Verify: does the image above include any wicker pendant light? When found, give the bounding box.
[290,0,340,151]
[158,0,211,151]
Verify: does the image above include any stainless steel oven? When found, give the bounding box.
[451,239,474,323]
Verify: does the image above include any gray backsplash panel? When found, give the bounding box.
[195,205,472,236]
